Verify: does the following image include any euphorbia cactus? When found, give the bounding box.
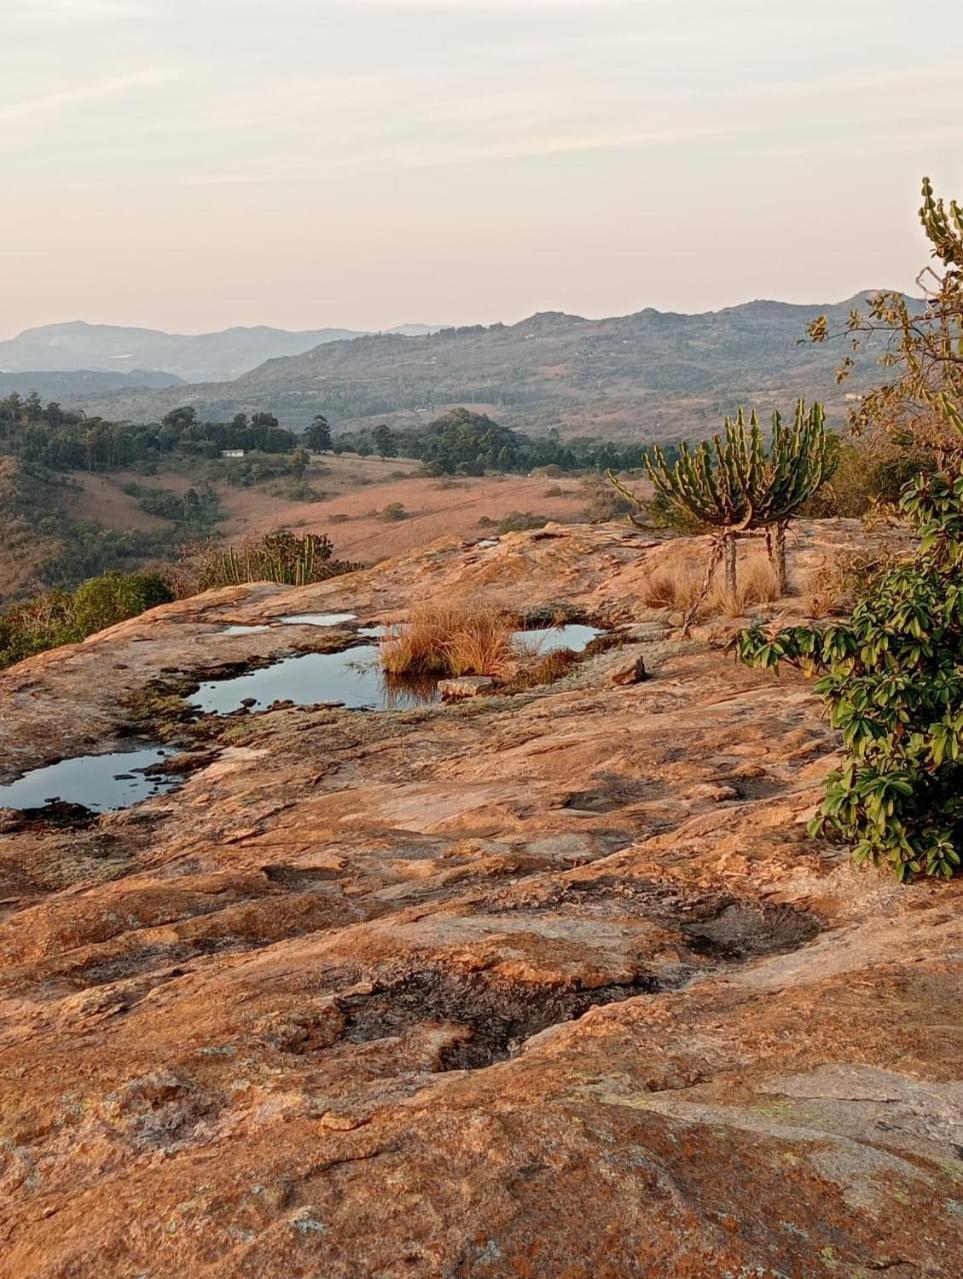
[609,399,837,598]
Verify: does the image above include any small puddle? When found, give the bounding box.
[0,746,181,814]
[519,624,601,654]
[280,612,358,627]
[188,646,438,715]
[219,615,358,636]
[189,624,604,717]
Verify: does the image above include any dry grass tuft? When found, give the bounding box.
[639,548,783,619]
[708,554,781,617]
[380,603,518,678]
[638,559,706,612]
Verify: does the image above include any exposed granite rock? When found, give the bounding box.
[437,675,495,699]
[0,522,959,1277]
[608,651,648,685]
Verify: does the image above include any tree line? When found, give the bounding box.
[0,397,299,472]
[0,397,675,477]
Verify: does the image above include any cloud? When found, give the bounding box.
[0,69,175,153]
[6,0,158,20]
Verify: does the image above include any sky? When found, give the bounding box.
[1,0,961,337]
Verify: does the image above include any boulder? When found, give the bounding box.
[437,675,495,700]
[608,652,647,685]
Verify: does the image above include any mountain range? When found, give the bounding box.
[0,320,446,384]
[61,294,888,442]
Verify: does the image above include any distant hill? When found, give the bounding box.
[0,368,186,398]
[71,295,891,442]
[0,321,377,383]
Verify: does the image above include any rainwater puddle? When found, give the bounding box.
[221,625,271,635]
[0,746,180,813]
[188,624,603,717]
[280,612,358,627]
[188,645,437,714]
[519,624,601,654]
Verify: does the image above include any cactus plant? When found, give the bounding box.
[609,399,836,603]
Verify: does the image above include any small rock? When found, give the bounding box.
[438,676,495,700]
[608,654,647,686]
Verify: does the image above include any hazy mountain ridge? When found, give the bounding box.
[70,294,891,441]
[0,320,448,385]
[0,368,186,397]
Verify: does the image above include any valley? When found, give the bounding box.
[19,297,888,440]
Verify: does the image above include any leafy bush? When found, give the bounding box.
[737,466,963,880]
[380,502,408,521]
[121,481,224,527]
[803,437,936,518]
[0,571,174,669]
[581,481,636,524]
[72,572,174,635]
[496,511,551,534]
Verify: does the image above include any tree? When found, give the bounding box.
[162,406,197,430]
[738,460,963,881]
[609,401,836,603]
[373,423,397,459]
[290,446,310,478]
[304,414,332,452]
[808,177,963,450]
[738,176,963,881]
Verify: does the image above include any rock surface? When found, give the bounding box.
[0,522,960,1278]
[437,675,495,699]
[608,652,648,685]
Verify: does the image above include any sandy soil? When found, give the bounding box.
[246,470,591,561]
[64,455,596,563]
[69,472,171,533]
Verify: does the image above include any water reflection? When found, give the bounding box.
[0,746,180,813]
[188,644,439,715]
[189,625,603,717]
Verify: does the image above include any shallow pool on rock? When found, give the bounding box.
[279,612,358,627]
[518,624,601,654]
[189,625,604,717]
[0,746,180,814]
[188,645,439,715]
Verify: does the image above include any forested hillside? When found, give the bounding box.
[71,295,890,438]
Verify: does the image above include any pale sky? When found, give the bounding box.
[1,0,960,337]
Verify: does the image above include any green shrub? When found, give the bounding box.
[380,502,408,522]
[581,481,636,524]
[804,438,936,517]
[0,571,174,669]
[72,572,174,635]
[737,464,963,880]
[497,511,551,535]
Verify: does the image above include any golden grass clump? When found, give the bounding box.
[639,548,782,619]
[380,603,517,678]
[638,558,706,612]
[708,554,781,617]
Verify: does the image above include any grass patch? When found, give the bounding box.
[380,603,518,678]
[639,549,781,619]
